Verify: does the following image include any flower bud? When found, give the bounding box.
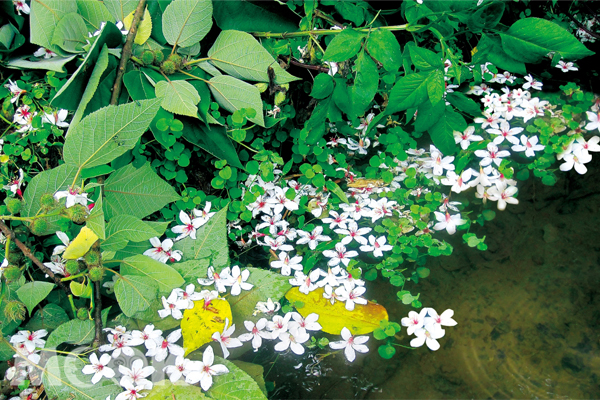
[168,54,183,68]
[6,251,21,264]
[67,204,88,224]
[6,198,22,215]
[28,218,47,236]
[40,193,57,210]
[141,50,155,65]
[154,50,165,64]
[2,265,21,283]
[88,266,105,282]
[160,60,176,75]
[84,250,100,267]
[76,307,88,320]
[65,260,80,275]
[4,300,26,323]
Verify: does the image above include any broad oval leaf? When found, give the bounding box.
[367,29,401,72]
[123,7,152,45]
[285,287,388,335]
[104,0,137,22]
[323,29,365,62]
[51,12,88,53]
[207,30,299,84]
[114,275,158,316]
[103,163,181,220]
[162,0,213,48]
[387,71,430,114]
[428,108,464,155]
[147,380,208,399]
[180,119,243,169]
[64,98,162,169]
[120,254,184,294]
[30,0,77,52]
[46,319,94,348]
[16,281,55,315]
[212,1,298,33]
[349,50,378,116]
[43,356,122,400]
[24,304,70,332]
[86,194,106,240]
[155,80,201,118]
[208,75,265,127]
[76,0,116,31]
[102,215,159,251]
[181,298,232,356]
[205,355,268,400]
[500,17,595,63]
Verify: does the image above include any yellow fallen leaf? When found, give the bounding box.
[123,8,152,45]
[63,226,98,259]
[181,298,232,356]
[285,287,388,335]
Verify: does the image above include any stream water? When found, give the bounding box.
[265,159,600,399]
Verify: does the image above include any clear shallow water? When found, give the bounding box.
[264,163,600,399]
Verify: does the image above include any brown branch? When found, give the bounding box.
[567,12,600,40]
[289,59,330,73]
[0,220,69,295]
[110,0,147,105]
[93,281,103,346]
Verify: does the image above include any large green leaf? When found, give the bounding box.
[468,1,504,32]
[120,255,185,294]
[228,267,292,325]
[30,0,77,53]
[86,194,106,240]
[387,71,430,114]
[426,69,445,105]
[323,29,365,62]
[170,259,210,284]
[123,70,156,100]
[180,121,244,169]
[64,99,162,169]
[43,356,122,400]
[24,304,70,332]
[155,80,201,118]
[208,75,265,127]
[213,1,297,33]
[51,12,88,53]
[428,108,464,155]
[207,30,299,84]
[51,22,123,110]
[446,92,481,118]
[162,0,213,48]
[500,17,595,63]
[172,206,229,268]
[349,50,378,116]
[473,34,526,75]
[16,281,55,315]
[46,319,94,348]
[409,46,444,71]
[104,0,137,22]
[414,100,445,133]
[67,44,110,134]
[367,29,401,72]
[147,380,208,399]
[114,275,158,316]
[205,356,267,400]
[103,163,181,220]
[112,241,152,262]
[6,55,76,73]
[76,0,115,31]
[22,164,77,235]
[102,215,160,251]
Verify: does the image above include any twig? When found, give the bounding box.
[289,59,330,73]
[0,220,70,295]
[110,0,147,105]
[567,12,600,40]
[93,281,103,346]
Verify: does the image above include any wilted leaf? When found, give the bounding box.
[181,298,232,356]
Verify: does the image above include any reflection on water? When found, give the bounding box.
[265,163,600,399]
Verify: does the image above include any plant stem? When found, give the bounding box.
[110,0,147,105]
[176,69,209,83]
[0,220,70,295]
[251,24,410,38]
[183,57,211,67]
[93,281,103,346]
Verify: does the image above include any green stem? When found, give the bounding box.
[251,24,411,38]
[68,294,77,316]
[227,134,258,153]
[391,343,416,350]
[61,272,87,282]
[0,209,62,222]
[183,57,211,67]
[177,69,209,83]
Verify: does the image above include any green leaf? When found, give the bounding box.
[181,121,244,169]
[205,355,267,400]
[323,29,365,62]
[16,281,55,315]
[378,344,396,359]
[30,0,78,52]
[325,180,349,204]
[67,44,110,134]
[22,164,77,235]
[76,0,115,31]
[104,0,137,21]
[25,304,70,332]
[428,108,464,155]
[112,241,153,262]
[207,30,299,84]
[115,275,158,316]
[208,75,265,127]
[46,319,95,348]
[409,46,443,71]
[474,34,526,75]
[415,100,445,132]
[170,259,211,284]
[147,380,208,399]
[349,50,378,116]
[123,70,156,100]
[87,194,106,240]
[6,55,77,73]
[51,22,122,110]
[51,12,88,53]
[103,163,181,220]
[155,80,201,118]
[387,72,430,113]
[173,206,229,267]
[0,341,13,362]
[446,92,481,117]
[367,29,402,72]
[162,0,213,48]
[468,1,504,32]
[64,99,162,169]
[426,69,445,105]
[102,215,159,251]
[310,73,334,99]
[120,255,185,294]
[228,267,292,325]
[43,356,122,400]
[500,18,595,63]
[213,1,298,33]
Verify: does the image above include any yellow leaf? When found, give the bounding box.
[63,226,98,260]
[471,46,478,56]
[285,287,388,335]
[181,298,232,356]
[123,8,152,45]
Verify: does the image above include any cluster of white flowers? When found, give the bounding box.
[571,15,598,43]
[5,330,47,388]
[401,308,457,351]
